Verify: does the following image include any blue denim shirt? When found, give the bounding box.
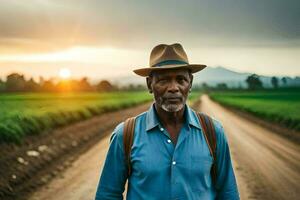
[95,103,240,200]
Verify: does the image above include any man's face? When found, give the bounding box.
[147,69,193,113]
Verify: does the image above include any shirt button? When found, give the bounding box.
[160,127,164,131]
[167,139,171,143]
[172,161,176,165]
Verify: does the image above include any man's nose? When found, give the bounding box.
[167,80,180,93]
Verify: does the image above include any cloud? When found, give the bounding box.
[0,0,299,78]
[0,0,299,53]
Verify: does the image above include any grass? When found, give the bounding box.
[209,90,300,131]
[0,91,153,143]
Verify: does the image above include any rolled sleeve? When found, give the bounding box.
[213,120,240,200]
[95,123,128,200]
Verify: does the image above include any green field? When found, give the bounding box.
[209,90,300,131]
[0,91,201,143]
[0,91,154,143]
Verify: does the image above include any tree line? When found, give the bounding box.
[0,73,297,93]
[245,74,285,90]
[0,73,146,93]
[196,74,297,91]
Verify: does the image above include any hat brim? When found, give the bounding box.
[133,64,207,77]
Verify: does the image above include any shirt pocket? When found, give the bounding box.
[189,155,213,192]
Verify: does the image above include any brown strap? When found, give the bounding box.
[123,117,136,176]
[197,112,217,186]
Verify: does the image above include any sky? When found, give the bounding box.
[0,0,299,81]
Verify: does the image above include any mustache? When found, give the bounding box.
[162,94,182,99]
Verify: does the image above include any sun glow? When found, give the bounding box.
[59,68,71,79]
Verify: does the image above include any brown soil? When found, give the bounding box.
[0,102,152,200]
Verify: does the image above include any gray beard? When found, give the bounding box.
[156,97,186,112]
[162,103,184,112]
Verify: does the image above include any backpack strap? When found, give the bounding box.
[123,117,136,176]
[196,112,217,186]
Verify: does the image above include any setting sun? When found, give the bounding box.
[59,68,71,79]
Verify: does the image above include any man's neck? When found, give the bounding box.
[154,103,185,127]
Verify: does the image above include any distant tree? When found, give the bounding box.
[25,78,40,91]
[122,84,147,91]
[6,73,26,92]
[135,84,147,91]
[245,74,263,90]
[216,83,228,90]
[271,76,279,89]
[0,78,5,92]
[128,84,135,91]
[96,80,115,92]
[78,77,93,91]
[41,80,56,92]
[292,76,300,87]
[201,82,209,89]
[281,77,287,86]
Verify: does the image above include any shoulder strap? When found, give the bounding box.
[123,117,136,176]
[196,112,217,186]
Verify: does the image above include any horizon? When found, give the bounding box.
[1,66,299,86]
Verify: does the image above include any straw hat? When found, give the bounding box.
[133,43,206,77]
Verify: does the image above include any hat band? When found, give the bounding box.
[153,60,188,67]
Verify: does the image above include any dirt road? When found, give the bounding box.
[199,95,300,200]
[28,133,111,200]
[28,95,300,200]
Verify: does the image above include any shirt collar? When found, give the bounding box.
[145,102,202,132]
[145,103,160,131]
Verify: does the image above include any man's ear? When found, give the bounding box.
[146,77,153,93]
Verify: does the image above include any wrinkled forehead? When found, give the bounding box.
[149,69,191,78]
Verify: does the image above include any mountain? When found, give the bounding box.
[109,66,300,88]
[192,66,251,88]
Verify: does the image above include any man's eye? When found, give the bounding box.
[177,78,186,83]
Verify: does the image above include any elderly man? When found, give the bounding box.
[95,43,240,200]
